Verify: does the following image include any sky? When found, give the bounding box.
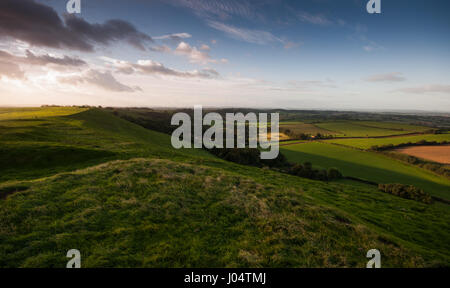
[0,0,449,111]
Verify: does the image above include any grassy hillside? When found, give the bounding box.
[0,108,449,267]
[0,108,211,182]
[281,142,450,200]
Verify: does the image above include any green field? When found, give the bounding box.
[280,122,335,136]
[314,121,430,137]
[354,121,431,132]
[0,107,88,120]
[0,108,449,267]
[324,134,450,150]
[281,142,450,200]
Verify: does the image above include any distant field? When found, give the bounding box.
[325,133,450,150]
[355,121,431,132]
[315,121,429,137]
[280,122,335,136]
[281,142,450,200]
[396,145,450,164]
[0,107,87,120]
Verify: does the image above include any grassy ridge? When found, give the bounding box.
[0,108,449,267]
[0,109,212,182]
[281,142,450,200]
[2,158,449,267]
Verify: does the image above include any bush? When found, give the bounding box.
[378,183,433,204]
[327,168,343,180]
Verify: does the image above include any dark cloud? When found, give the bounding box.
[0,0,153,52]
[0,50,86,67]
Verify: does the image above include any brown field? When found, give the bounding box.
[396,145,450,164]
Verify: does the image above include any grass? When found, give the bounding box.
[324,133,450,150]
[0,107,449,267]
[281,142,450,200]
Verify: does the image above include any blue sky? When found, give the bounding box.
[1,0,449,111]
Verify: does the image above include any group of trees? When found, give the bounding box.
[281,129,333,141]
[289,163,342,181]
[209,148,343,182]
[370,139,450,179]
[370,140,449,151]
[378,183,433,204]
[209,148,290,169]
[384,152,450,178]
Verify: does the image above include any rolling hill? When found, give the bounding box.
[0,108,449,267]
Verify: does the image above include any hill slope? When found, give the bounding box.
[0,108,449,267]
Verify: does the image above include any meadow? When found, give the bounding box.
[281,142,450,200]
[0,107,449,267]
[314,121,430,137]
[279,122,335,136]
[324,133,450,150]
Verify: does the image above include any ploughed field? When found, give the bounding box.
[0,107,449,268]
[395,145,450,164]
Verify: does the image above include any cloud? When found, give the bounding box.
[365,72,406,82]
[296,11,332,26]
[0,50,86,67]
[363,42,384,52]
[207,21,281,45]
[102,57,220,79]
[167,0,260,20]
[59,70,141,92]
[200,44,210,51]
[154,33,192,44]
[287,79,337,90]
[0,0,153,52]
[284,41,301,49]
[395,84,450,94]
[149,45,172,53]
[0,60,25,79]
[174,41,218,64]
